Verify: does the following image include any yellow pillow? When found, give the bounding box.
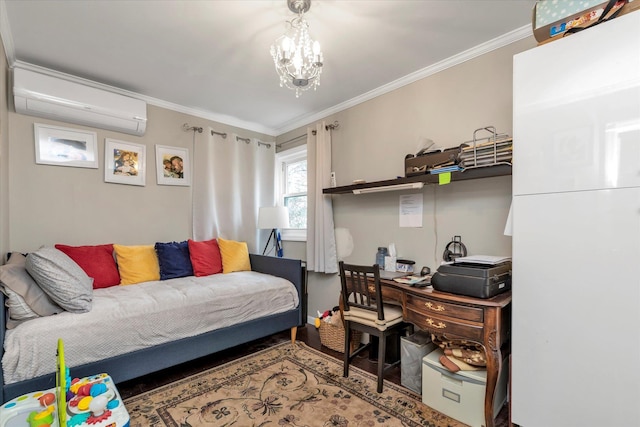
[113,244,160,285]
[218,238,251,274]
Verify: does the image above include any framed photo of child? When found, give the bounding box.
[104,139,146,186]
[155,145,191,186]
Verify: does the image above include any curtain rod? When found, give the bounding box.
[326,121,339,130]
[276,120,340,148]
[209,129,272,149]
[257,140,272,149]
[182,123,203,133]
[276,133,307,148]
[211,129,228,138]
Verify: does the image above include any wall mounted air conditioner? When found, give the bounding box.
[13,67,147,136]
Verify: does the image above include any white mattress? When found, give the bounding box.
[2,271,299,384]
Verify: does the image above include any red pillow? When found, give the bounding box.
[54,244,120,289]
[187,239,223,276]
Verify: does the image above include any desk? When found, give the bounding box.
[378,278,511,427]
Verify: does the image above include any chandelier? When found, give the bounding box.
[270,0,323,98]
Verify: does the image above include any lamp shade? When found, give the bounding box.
[257,206,290,229]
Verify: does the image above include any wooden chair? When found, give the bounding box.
[339,261,414,393]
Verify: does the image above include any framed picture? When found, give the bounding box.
[104,139,146,186]
[34,123,98,168]
[155,145,191,186]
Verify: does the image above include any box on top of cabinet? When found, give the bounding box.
[532,0,640,45]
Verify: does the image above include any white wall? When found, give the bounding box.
[280,36,536,321]
[1,34,537,324]
[0,41,9,257]
[3,105,273,253]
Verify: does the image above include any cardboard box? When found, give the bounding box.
[532,0,638,44]
[422,348,507,427]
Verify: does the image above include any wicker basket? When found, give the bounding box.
[318,320,362,353]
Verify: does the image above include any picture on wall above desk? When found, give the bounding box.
[155,145,191,186]
[104,138,146,186]
[33,123,98,169]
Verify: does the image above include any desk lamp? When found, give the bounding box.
[257,206,290,257]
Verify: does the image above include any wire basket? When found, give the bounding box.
[318,320,362,353]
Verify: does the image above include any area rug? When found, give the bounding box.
[124,341,466,427]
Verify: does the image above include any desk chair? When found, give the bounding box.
[339,261,414,393]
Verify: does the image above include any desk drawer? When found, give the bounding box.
[381,285,403,305]
[407,294,483,323]
[406,309,484,342]
[365,283,404,305]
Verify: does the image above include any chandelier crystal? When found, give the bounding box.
[270,0,323,98]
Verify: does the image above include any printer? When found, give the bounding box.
[431,255,511,299]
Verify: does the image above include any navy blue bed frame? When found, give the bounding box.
[0,254,305,403]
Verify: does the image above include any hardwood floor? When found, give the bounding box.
[117,324,509,426]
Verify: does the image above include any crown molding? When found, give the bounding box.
[10,60,278,137]
[273,24,533,135]
[143,98,277,136]
[0,0,16,66]
[7,22,532,138]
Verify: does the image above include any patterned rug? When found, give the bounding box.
[124,341,466,427]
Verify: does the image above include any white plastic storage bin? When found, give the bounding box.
[422,348,507,427]
[400,331,436,394]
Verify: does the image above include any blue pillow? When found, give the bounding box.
[154,241,194,280]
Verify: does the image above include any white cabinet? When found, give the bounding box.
[512,12,640,427]
[513,12,640,196]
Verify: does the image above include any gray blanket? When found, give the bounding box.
[3,271,299,384]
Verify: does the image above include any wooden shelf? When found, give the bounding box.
[322,164,512,195]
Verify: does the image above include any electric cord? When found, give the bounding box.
[432,185,438,266]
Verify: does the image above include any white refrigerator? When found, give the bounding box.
[512,12,640,427]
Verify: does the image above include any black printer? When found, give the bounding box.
[431,258,511,299]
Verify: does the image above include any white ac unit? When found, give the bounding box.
[13,67,147,136]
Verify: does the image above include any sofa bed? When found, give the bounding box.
[0,238,305,403]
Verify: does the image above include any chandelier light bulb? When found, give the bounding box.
[270,0,323,97]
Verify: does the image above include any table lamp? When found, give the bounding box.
[257,206,290,257]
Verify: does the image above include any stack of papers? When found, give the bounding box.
[454,255,511,265]
[459,137,512,168]
[430,165,463,174]
[393,274,431,286]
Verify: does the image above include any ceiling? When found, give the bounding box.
[1,0,536,136]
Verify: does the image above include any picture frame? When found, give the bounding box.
[104,138,146,186]
[155,145,191,186]
[34,123,98,168]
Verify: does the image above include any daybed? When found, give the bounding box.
[0,242,305,404]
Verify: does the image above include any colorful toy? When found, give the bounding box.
[0,339,130,427]
[315,306,342,329]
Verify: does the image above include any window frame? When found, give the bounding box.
[275,145,307,242]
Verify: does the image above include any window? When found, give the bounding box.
[276,145,307,241]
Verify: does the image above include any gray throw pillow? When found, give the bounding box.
[26,247,93,313]
[0,253,63,318]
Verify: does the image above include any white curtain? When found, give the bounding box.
[193,130,274,253]
[306,122,338,273]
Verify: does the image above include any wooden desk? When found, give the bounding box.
[378,278,512,427]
